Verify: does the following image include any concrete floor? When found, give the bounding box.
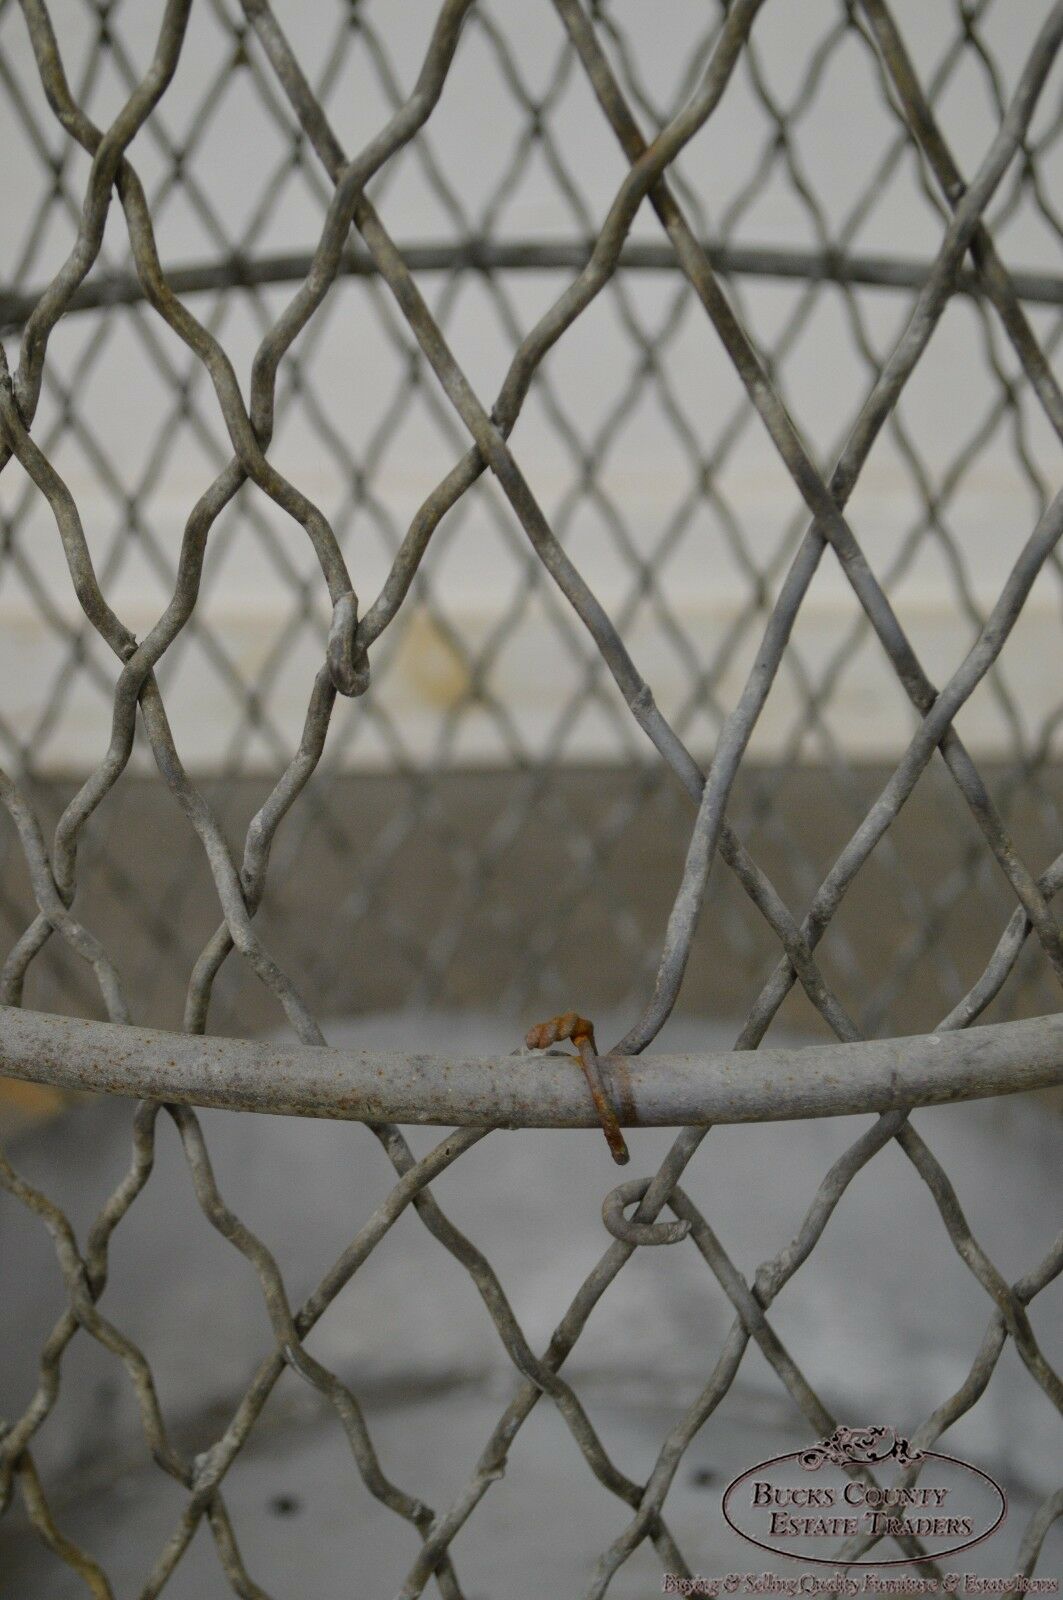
[0,1014,1060,1597]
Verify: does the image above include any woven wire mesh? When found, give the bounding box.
[0,0,1061,1593]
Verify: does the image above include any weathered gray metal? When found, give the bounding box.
[3,1004,1062,1128]
[1,1,1061,1596]
[4,238,1062,337]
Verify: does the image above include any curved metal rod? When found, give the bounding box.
[0,1004,1060,1128]
[2,239,1062,334]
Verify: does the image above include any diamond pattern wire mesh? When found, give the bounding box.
[0,0,1061,1594]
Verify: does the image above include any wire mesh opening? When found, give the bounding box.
[0,1,1061,1594]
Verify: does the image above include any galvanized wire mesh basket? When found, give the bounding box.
[0,1,1061,1595]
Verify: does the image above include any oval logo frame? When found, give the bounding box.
[722,1437,1006,1567]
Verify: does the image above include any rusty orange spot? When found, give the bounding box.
[524,1012,628,1165]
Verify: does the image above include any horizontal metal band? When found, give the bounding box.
[1,1004,1060,1127]
[3,239,1062,333]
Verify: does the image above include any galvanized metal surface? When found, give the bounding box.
[3,1003,1063,1128]
[0,0,1061,1595]
[5,238,1063,337]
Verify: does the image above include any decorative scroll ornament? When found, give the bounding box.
[800,1425,926,1472]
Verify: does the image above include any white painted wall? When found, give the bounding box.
[1,1,1060,771]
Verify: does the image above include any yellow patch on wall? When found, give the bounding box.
[396,607,473,710]
[0,1079,68,1137]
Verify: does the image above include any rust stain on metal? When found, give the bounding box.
[525,1012,630,1163]
[524,1011,598,1053]
[604,1051,638,1129]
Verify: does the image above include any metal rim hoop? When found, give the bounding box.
[2,1005,1060,1128]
